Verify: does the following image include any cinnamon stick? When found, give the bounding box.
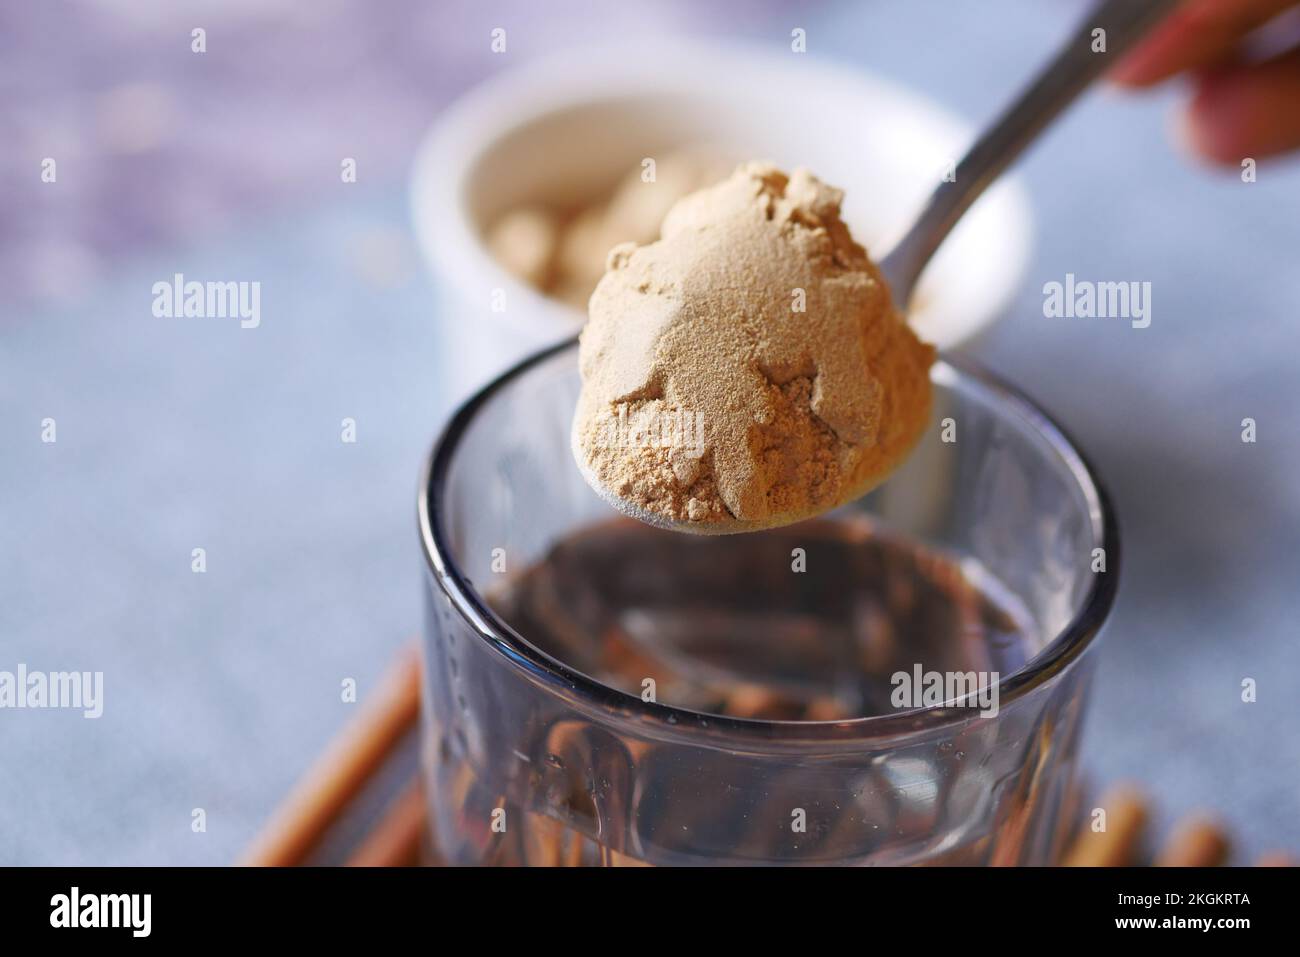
[1255,851,1296,867]
[239,644,422,866]
[1154,814,1229,867]
[347,781,428,867]
[1061,784,1148,867]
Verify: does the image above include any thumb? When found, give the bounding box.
[1180,47,1300,163]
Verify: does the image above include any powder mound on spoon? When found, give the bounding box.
[572,162,935,533]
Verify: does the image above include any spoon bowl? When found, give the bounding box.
[579,0,1177,535]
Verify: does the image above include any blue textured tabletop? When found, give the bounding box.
[2,0,1298,864]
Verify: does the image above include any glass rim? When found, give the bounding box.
[418,336,1119,745]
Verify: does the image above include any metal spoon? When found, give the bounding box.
[879,0,1179,306]
[585,0,1179,534]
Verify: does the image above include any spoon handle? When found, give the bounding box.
[879,0,1181,306]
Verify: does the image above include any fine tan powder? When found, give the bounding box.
[572,162,935,532]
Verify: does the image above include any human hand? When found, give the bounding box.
[1112,0,1300,163]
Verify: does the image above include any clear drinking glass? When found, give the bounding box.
[417,339,1117,866]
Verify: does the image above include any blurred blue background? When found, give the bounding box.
[2,0,1298,864]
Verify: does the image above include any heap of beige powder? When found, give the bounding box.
[572,162,935,533]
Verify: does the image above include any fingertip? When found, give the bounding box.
[1179,100,1239,166]
[1109,50,1173,89]
[1109,48,1168,88]
[1106,11,1203,90]
[1180,50,1300,164]
[1180,73,1250,165]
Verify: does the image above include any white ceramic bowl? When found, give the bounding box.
[412,41,1033,402]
